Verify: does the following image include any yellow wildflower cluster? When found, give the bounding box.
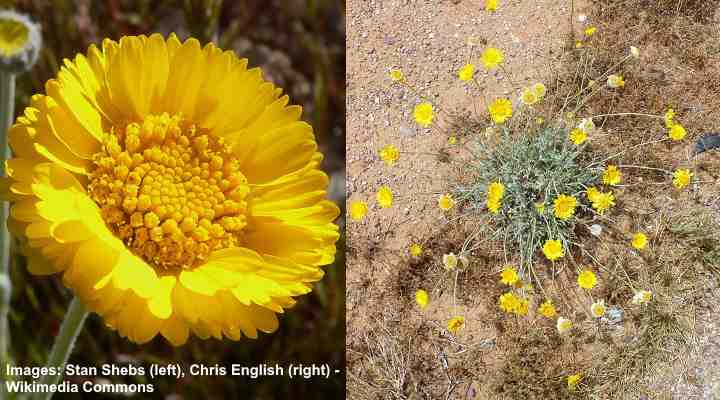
[498,292,529,315]
[486,181,505,213]
[586,186,615,215]
[488,98,513,124]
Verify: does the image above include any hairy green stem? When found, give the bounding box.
[33,297,88,400]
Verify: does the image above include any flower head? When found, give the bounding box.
[538,300,557,318]
[569,128,587,145]
[602,165,622,185]
[389,68,404,82]
[664,108,675,128]
[533,82,547,98]
[520,87,538,106]
[487,181,505,213]
[500,265,519,285]
[410,243,423,257]
[607,74,625,88]
[4,34,340,345]
[672,169,693,189]
[591,300,606,318]
[631,232,648,250]
[0,10,41,73]
[415,289,429,309]
[350,201,369,220]
[584,26,597,36]
[553,194,577,220]
[481,47,504,70]
[632,290,653,305]
[542,240,564,261]
[669,123,687,141]
[591,191,616,215]
[458,63,475,81]
[438,193,455,211]
[488,98,513,124]
[447,316,465,334]
[448,135,457,145]
[485,0,498,11]
[557,316,573,334]
[443,253,458,270]
[578,270,598,290]
[586,187,601,203]
[379,144,400,166]
[376,186,393,208]
[498,292,528,315]
[413,102,434,127]
[567,374,582,391]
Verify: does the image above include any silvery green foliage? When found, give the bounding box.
[0,10,41,73]
[456,126,601,268]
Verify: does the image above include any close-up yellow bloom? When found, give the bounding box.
[447,316,465,334]
[533,82,546,98]
[553,194,577,220]
[586,186,600,202]
[591,300,606,318]
[500,265,519,285]
[520,87,538,106]
[542,239,564,261]
[488,181,505,200]
[415,289,429,309]
[569,128,587,145]
[567,373,582,391]
[481,47,504,70]
[413,102,434,127]
[672,168,693,189]
[379,144,400,166]
[410,243,423,257]
[389,68,404,82]
[607,74,625,88]
[557,316,573,334]
[458,63,475,81]
[584,26,597,36]
[448,135,457,145]
[577,269,598,290]
[591,190,615,215]
[488,98,512,123]
[438,193,455,211]
[602,165,622,185]
[631,232,648,250]
[376,185,393,208]
[669,123,687,141]
[3,34,340,345]
[349,200,369,221]
[498,291,527,315]
[485,0,498,12]
[538,300,557,318]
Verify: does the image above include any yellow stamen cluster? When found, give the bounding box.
[89,113,249,269]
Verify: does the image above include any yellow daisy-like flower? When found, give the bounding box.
[664,108,675,128]
[669,123,687,141]
[379,144,400,166]
[458,63,475,81]
[389,68,404,82]
[500,265,519,285]
[498,291,520,313]
[415,289,429,309]
[584,26,597,36]
[553,194,577,220]
[520,87,538,106]
[3,34,340,345]
[485,0,498,11]
[448,135,457,145]
[538,300,557,318]
[586,186,600,202]
[481,47,504,70]
[542,239,564,261]
[349,201,369,221]
[487,198,502,214]
[447,316,465,334]
[488,98,512,124]
[631,232,647,250]
[443,253,458,270]
[569,128,587,145]
[557,316,573,334]
[602,165,622,185]
[607,74,625,88]
[591,191,615,215]
[413,102,434,127]
[575,40,584,49]
[577,269,597,290]
[410,243,423,257]
[672,169,693,189]
[533,82,546,98]
[488,181,505,200]
[567,373,582,391]
[590,300,606,318]
[376,186,393,208]
[438,193,455,211]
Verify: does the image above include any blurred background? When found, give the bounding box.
[1,0,345,398]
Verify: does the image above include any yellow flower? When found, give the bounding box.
[443,253,458,270]
[630,46,640,58]
[0,10,41,72]
[664,108,675,128]
[458,63,475,81]
[389,68,404,82]
[349,201,369,220]
[447,316,465,334]
[575,40,584,48]
[607,74,625,88]
[533,82,547,98]
[500,266,519,285]
[586,186,600,202]
[415,289,429,309]
[591,300,606,318]
[481,47,504,70]
[557,316,573,334]
[584,26,597,36]
[413,102,434,127]
[438,193,455,211]
[448,135,457,145]
[488,98,513,124]
[669,123,687,141]
[516,297,529,316]
[4,34,340,345]
[577,269,597,290]
[410,243,423,257]
[520,87,538,106]
[672,169,693,189]
[487,181,505,213]
[631,232,648,250]
[602,165,622,185]
[376,185,393,208]
[553,194,577,220]
[567,373,582,391]
[591,191,615,215]
[487,198,502,213]
[542,240,564,261]
[569,128,587,145]
[538,300,557,318]
[379,144,400,166]
[632,290,653,305]
[485,0,498,11]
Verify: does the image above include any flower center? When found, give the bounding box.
[0,18,28,56]
[89,113,249,270]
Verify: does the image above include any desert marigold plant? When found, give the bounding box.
[3,34,339,345]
